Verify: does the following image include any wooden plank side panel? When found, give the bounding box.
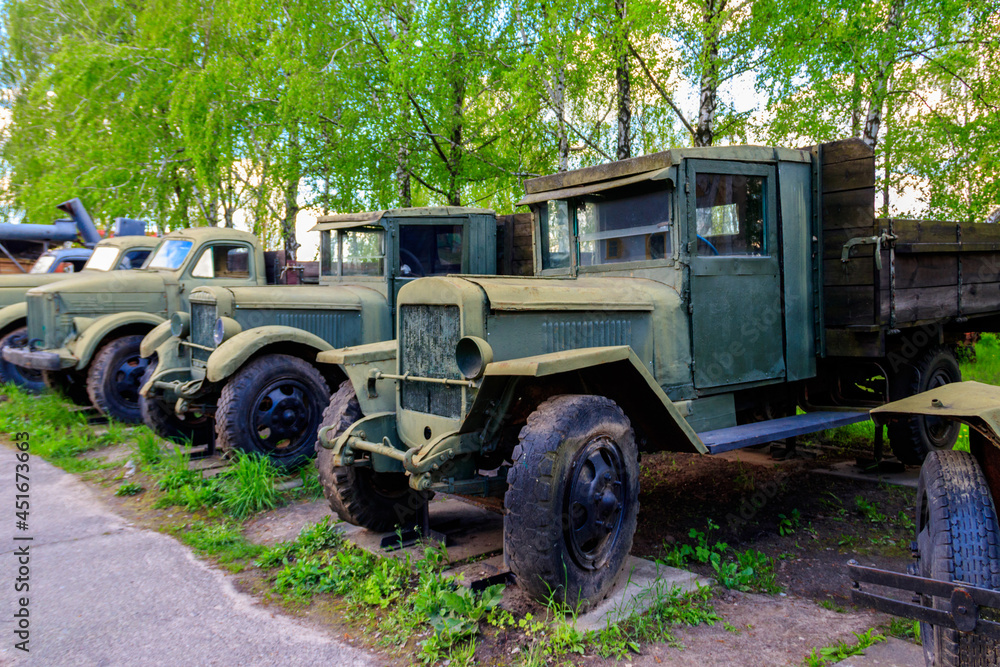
[821,139,875,165]
[824,258,875,287]
[822,157,876,194]
[825,285,878,326]
[824,226,878,260]
[822,188,876,230]
[962,283,1000,315]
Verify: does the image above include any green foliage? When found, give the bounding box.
[661,521,782,593]
[115,482,144,496]
[803,628,885,666]
[778,509,801,536]
[170,521,265,568]
[855,496,888,524]
[214,452,280,519]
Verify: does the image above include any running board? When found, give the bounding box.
[699,411,871,455]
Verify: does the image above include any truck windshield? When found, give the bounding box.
[145,239,194,270]
[342,229,384,276]
[398,225,464,276]
[577,183,672,266]
[83,246,120,271]
[29,255,55,274]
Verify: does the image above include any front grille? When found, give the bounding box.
[399,305,462,418]
[190,302,217,363]
[26,293,60,349]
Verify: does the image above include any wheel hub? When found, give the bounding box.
[565,435,626,570]
[251,380,316,454]
[114,355,149,404]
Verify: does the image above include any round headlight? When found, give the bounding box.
[213,317,242,346]
[455,336,493,380]
[213,318,226,345]
[170,312,190,338]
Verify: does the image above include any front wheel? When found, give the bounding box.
[87,335,150,423]
[504,394,639,609]
[315,380,430,531]
[215,354,330,471]
[915,450,1000,666]
[0,327,45,393]
[138,361,214,447]
[888,346,962,465]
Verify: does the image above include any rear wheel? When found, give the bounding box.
[138,361,214,446]
[916,450,1000,666]
[42,369,92,406]
[87,335,149,423]
[215,354,330,471]
[889,346,962,465]
[315,380,430,531]
[504,394,639,609]
[0,327,45,393]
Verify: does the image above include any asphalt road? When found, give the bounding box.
[0,444,372,666]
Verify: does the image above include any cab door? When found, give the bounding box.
[687,160,785,389]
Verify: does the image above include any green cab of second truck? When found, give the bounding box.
[139,208,498,470]
[3,227,272,421]
[314,140,986,609]
[0,235,157,392]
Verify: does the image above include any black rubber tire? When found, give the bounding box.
[138,360,214,447]
[504,394,639,609]
[315,380,431,531]
[215,354,330,471]
[916,450,1000,667]
[889,346,962,465]
[0,327,45,393]
[86,335,149,423]
[42,369,93,406]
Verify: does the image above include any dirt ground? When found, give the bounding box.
[79,436,919,666]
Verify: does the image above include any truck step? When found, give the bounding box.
[699,411,871,455]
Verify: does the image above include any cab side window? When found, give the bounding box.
[398,225,465,277]
[191,245,251,279]
[695,174,766,256]
[118,249,151,270]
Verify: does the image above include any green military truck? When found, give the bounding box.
[314,138,1000,608]
[2,227,292,422]
[140,208,505,470]
[0,235,156,391]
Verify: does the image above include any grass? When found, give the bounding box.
[803,628,885,666]
[660,520,782,594]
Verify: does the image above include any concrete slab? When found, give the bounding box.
[574,557,711,631]
[243,499,334,546]
[835,636,923,666]
[814,461,918,489]
[338,496,503,564]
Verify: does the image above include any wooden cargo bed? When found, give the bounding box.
[819,139,1000,356]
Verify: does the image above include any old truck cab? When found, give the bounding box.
[3,227,266,420]
[140,207,499,469]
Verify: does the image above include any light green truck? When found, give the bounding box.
[140,208,501,470]
[313,139,1000,608]
[0,235,156,391]
[2,227,278,421]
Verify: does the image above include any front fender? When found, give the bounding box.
[206,326,334,383]
[71,311,166,370]
[872,380,1000,447]
[0,302,27,336]
[316,340,397,415]
[473,345,707,454]
[141,320,173,359]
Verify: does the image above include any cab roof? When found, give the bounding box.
[98,234,158,250]
[517,143,816,207]
[310,206,495,232]
[159,226,259,244]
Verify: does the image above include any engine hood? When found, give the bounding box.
[27,270,168,316]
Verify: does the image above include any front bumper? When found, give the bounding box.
[140,365,208,402]
[2,345,76,371]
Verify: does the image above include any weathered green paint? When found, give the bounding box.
[13,227,264,371]
[778,160,817,382]
[206,326,336,383]
[140,320,173,359]
[68,311,166,370]
[871,381,1000,446]
[316,340,396,415]
[0,302,27,335]
[146,209,498,421]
